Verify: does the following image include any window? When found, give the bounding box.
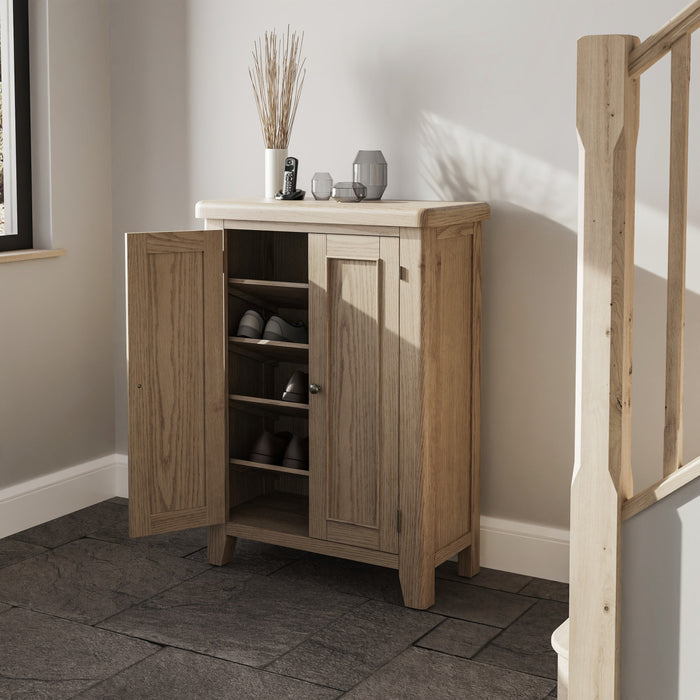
[0,0,31,251]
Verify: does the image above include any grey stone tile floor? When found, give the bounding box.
[0,499,566,698]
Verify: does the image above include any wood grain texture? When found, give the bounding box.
[226,493,399,568]
[207,523,236,565]
[228,278,309,309]
[147,249,206,514]
[326,254,379,528]
[628,0,700,77]
[127,230,227,537]
[228,337,309,364]
[195,198,490,229]
[228,394,309,418]
[425,229,473,553]
[435,532,472,567]
[622,454,700,521]
[308,234,328,541]
[663,34,691,478]
[220,219,402,237]
[326,521,380,550]
[379,236,400,554]
[326,234,380,259]
[0,248,66,264]
[398,226,435,609]
[310,234,400,554]
[569,35,639,700]
[460,223,482,578]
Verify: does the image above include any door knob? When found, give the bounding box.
[309,383,322,395]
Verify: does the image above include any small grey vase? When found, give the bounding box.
[352,150,387,200]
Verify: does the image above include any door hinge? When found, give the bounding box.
[399,266,408,281]
[397,509,402,533]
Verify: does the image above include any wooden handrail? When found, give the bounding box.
[623,455,700,521]
[629,0,700,77]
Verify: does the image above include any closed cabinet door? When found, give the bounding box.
[308,234,399,553]
[127,230,227,537]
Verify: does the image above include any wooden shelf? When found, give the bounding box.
[230,458,309,477]
[228,278,308,310]
[228,336,309,363]
[228,492,309,538]
[229,394,309,418]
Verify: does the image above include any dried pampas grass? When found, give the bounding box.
[249,27,306,149]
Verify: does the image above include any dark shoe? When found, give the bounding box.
[236,309,264,339]
[282,370,309,403]
[262,315,308,343]
[282,435,309,470]
[248,431,292,465]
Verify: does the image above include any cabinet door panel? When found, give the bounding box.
[309,234,399,553]
[127,230,227,536]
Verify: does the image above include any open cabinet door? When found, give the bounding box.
[127,230,227,536]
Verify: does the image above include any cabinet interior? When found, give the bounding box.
[226,229,310,533]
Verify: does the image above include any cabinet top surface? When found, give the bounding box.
[195,198,490,229]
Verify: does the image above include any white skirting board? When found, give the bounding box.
[0,454,570,582]
[0,454,129,539]
[480,515,570,583]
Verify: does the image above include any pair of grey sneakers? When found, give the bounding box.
[237,310,308,344]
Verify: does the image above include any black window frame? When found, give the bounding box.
[0,0,32,252]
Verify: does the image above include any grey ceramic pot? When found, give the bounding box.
[352,150,387,200]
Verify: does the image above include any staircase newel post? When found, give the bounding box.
[570,34,639,700]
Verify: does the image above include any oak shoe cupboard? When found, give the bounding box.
[126,199,489,609]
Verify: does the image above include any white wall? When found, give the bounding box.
[0,0,114,489]
[621,478,700,699]
[109,0,700,534]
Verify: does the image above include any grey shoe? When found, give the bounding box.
[262,315,308,344]
[236,309,264,339]
[282,370,309,403]
[249,431,292,465]
[282,435,309,470]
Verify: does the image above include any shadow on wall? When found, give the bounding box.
[417,111,700,528]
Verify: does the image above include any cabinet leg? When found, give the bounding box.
[207,524,236,566]
[399,557,435,610]
[457,542,480,578]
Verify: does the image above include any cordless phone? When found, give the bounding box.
[282,157,298,195]
[275,156,306,200]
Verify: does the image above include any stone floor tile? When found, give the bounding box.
[187,537,306,575]
[10,500,128,548]
[474,600,569,679]
[0,538,208,624]
[100,569,366,668]
[415,617,501,658]
[270,553,405,605]
[267,599,442,690]
[0,607,158,699]
[431,579,535,627]
[0,538,46,569]
[89,521,209,558]
[75,647,340,699]
[520,578,569,604]
[436,562,532,593]
[107,496,129,506]
[344,647,555,699]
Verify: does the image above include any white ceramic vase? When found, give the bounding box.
[265,148,288,199]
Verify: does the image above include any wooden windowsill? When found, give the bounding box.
[0,248,66,263]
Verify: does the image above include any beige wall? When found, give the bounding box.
[0,0,114,489]
[103,0,697,532]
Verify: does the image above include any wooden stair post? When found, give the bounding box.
[570,34,639,700]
